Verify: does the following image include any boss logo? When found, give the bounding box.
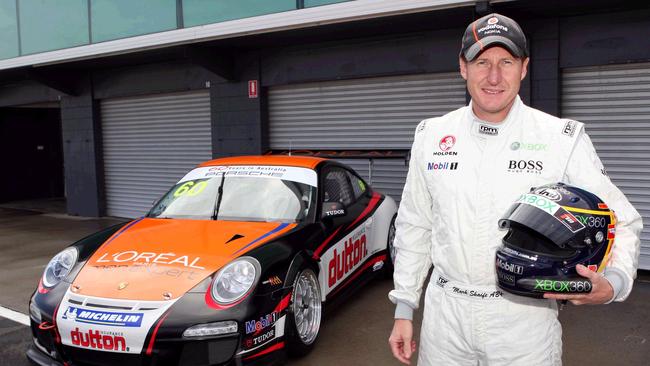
[508,160,543,172]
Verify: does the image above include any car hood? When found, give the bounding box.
[70,218,296,301]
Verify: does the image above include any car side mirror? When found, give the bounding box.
[321,202,346,220]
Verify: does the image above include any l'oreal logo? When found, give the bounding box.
[96,251,205,269]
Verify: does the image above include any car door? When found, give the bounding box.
[316,166,374,298]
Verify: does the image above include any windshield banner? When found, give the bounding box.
[179,165,318,187]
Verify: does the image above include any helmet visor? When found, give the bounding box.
[499,193,586,247]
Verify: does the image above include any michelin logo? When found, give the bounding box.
[63,306,143,327]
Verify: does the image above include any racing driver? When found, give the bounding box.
[388,13,643,365]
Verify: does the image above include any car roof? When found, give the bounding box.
[198,155,327,169]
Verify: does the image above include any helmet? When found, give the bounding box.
[495,183,616,298]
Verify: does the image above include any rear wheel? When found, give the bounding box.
[384,214,397,277]
[286,267,322,356]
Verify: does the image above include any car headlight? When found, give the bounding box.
[42,247,78,288]
[211,257,260,304]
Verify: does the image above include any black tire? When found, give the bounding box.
[285,267,322,357]
[384,214,397,278]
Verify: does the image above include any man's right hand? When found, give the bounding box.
[388,319,416,364]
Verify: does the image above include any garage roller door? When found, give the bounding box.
[268,72,466,202]
[101,90,212,218]
[562,62,650,270]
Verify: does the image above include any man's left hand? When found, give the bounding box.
[543,264,614,305]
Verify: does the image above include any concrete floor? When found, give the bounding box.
[0,207,647,365]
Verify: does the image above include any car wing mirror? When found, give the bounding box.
[321,202,346,220]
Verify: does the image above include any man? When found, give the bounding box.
[388,13,642,365]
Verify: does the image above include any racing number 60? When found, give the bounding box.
[174,181,207,197]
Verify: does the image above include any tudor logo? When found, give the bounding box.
[439,135,456,151]
[488,17,499,25]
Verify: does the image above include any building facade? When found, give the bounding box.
[0,0,648,269]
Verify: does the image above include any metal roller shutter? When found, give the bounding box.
[101,90,212,218]
[268,73,466,202]
[562,63,650,270]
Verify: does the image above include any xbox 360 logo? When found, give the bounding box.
[509,141,548,151]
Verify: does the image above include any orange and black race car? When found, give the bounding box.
[27,156,398,366]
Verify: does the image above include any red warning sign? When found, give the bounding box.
[248,80,258,99]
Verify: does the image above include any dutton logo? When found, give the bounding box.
[70,327,127,352]
[328,233,368,288]
[439,135,456,151]
[488,17,499,25]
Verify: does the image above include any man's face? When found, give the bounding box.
[459,46,529,123]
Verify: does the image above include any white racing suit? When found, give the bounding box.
[388,96,642,365]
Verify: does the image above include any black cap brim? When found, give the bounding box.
[463,36,526,61]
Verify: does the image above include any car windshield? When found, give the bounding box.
[147,165,317,222]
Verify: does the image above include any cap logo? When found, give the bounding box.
[488,17,498,25]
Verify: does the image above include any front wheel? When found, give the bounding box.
[286,267,322,357]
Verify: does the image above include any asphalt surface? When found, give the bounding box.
[0,207,648,365]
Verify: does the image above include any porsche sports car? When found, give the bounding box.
[27,155,398,366]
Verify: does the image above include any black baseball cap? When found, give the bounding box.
[460,13,528,61]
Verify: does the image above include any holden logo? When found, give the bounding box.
[117,282,128,290]
[439,135,456,151]
[488,17,499,25]
[535,188,562,201]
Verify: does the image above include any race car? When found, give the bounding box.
[27,155,398,366]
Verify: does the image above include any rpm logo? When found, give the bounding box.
[478,124,498,136]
